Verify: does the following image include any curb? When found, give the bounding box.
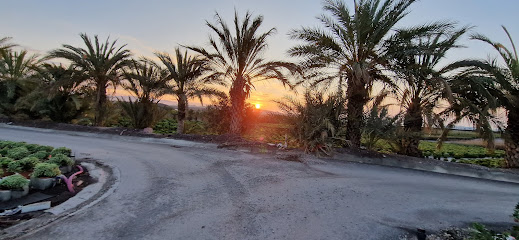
[336,153,519,184]
[0,160,120,240]
[0,124,217,150]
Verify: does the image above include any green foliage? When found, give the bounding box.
[184,121,209,135]
[47,154,74,167]
[0,157,13,168]
[0,174,29,190]
[278,92,345,156]
[32,163,61,178]
[118,97,168,129]
[35,145,54,153]
[50,147,71,156]
[28,151,50,160]
[7,156,40,172]
[363,105,399,150]
[457,158,506,168]
[420,141,505,159]
[153,118,177,134]
[7,146,29,160]
[514,202,519,222]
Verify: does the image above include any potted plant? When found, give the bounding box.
[48,154,75,173]
[0,174,30,199]
[7,157,41,177]
[31,163,61,190]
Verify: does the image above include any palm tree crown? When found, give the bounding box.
[156,47,224,133]
[187,10,300,134]
[48,33,132,126]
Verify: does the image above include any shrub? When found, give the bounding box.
[0,157,13,168]
[48,154,74,167]
[25,144,41,153]
[7,157,40,172]
[154,118,177,134]
[0,147,7,156]
[50,147,72,156]
[7,147,30,160]
[0,174,29,190]
[28,151,51,160]
[35,145,54,154]
[514,202,519,222]
[32,163,61,178]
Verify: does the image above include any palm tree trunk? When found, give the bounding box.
[401,102,423,157]
[345,86,368,147]
[177,93,187,134]
[505,107,519,168]
[94,83,107,126]
[229,79,246,135]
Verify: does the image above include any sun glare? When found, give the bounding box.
[255,103,261,109]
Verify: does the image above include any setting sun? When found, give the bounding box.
[255,103,261,109]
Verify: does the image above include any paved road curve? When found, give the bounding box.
[1,125,518,240]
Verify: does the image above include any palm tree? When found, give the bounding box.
[156,47,224,134]
[0,37,16,52]
[48,33,132,126]
[289,0,442,147]
[0,49,40,116]
[387,25,469,156]
[456,27,519,167]
[187,11,300,134]
[120,59,170,128]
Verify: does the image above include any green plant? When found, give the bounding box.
[24,144,41,153]
[50,147,71,156]
[35,145,54,153]
[48,154,74,167]
[153,118,178,134]
[28,151,51,160]
[32,163,61,178]
[0,174,29,190]
[0,157,13,168]
[514,202,519,222]
[469,223,514,240]
[6,146,29,159]
[7,157,40,172]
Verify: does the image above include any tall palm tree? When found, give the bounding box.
[456,27,519,167]
[156,47,224,134]
[120,59,170,128]
[289,0,442,147]
[187,11,301,134]
[0,49,40,116]
[48,33,132,126]
[0,37,16,53]
[388,25,469,156]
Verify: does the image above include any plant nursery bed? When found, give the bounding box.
[0,165,94,229]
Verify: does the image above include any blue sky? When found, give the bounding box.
[1,0,518,110]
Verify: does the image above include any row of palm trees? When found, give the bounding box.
[0,0,518,167]
[287,0,518,167]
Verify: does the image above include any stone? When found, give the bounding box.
[142,128,153,134]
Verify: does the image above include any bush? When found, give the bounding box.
[514,202,519,222]
[0,157,13,168]
[0,147,7,156]
[7,157,40,172]
[35,145,54,153]
[48,154,74,167]
[25,144,41,153]
[0,174,29,190]
[154,118,177,134]
[7,146,30,160]
[28,151,51,160]
[32,163,61,178]
[457,158,505,168]
[50,147,71,156]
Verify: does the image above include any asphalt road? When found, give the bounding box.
[1,125,518,240]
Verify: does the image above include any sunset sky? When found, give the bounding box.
[1,0,518,112]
